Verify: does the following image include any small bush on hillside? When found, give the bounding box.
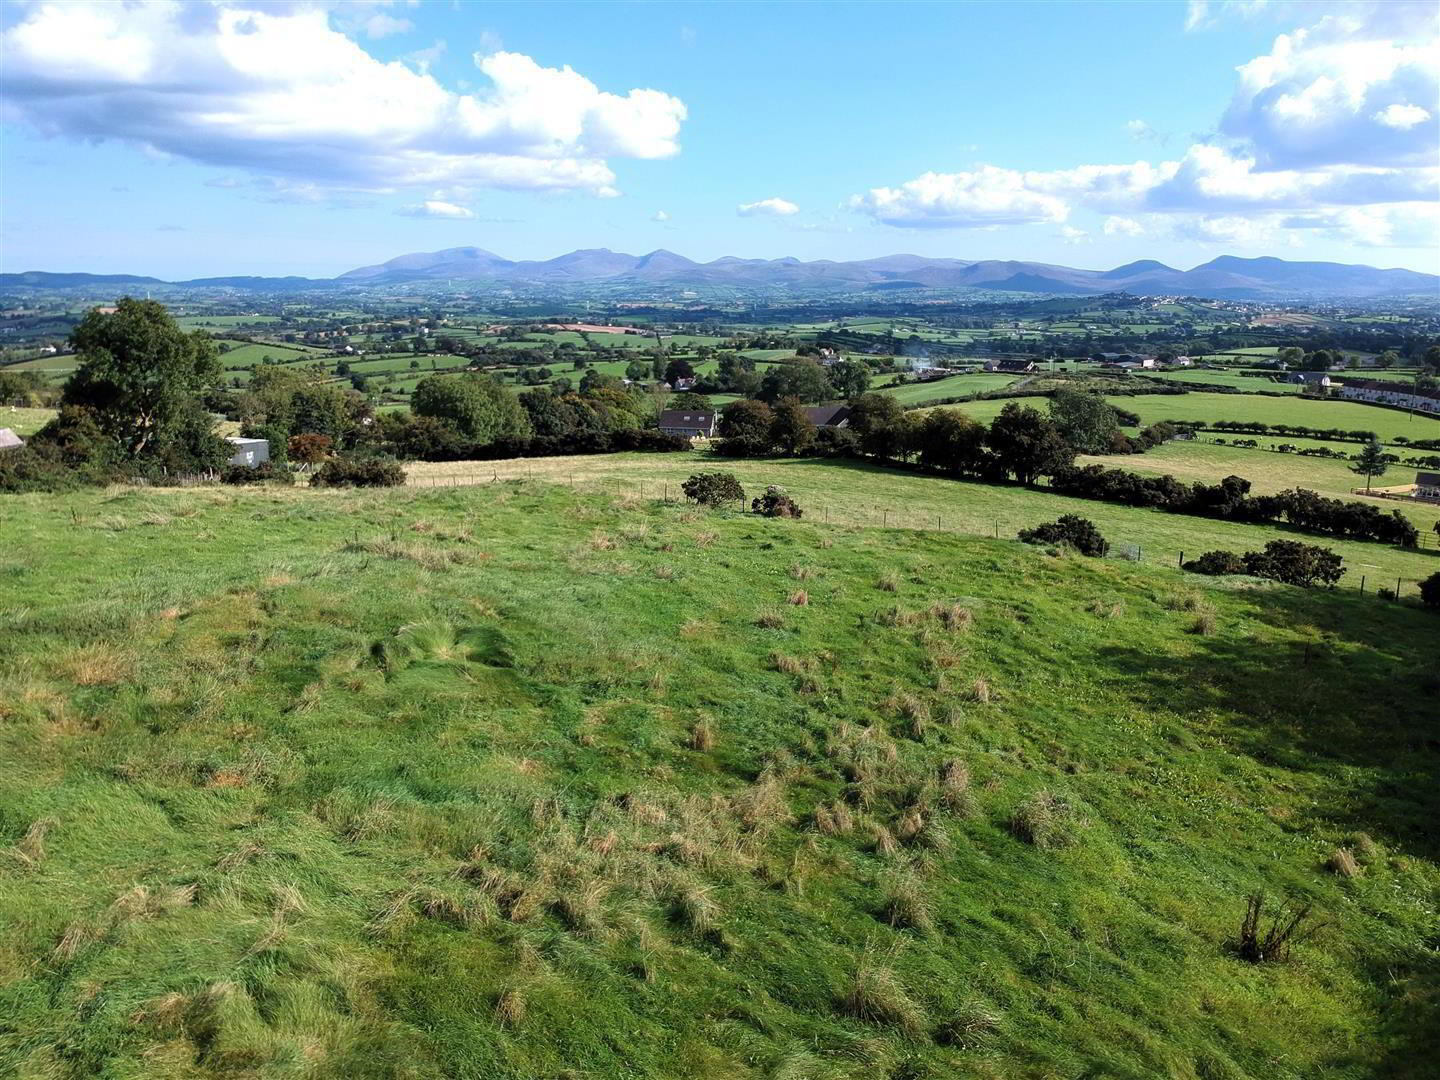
[1183,550,1248,576]
[711,435,770,459]
[221,462,287,485]
[752,486,803,518]
[1242,540,1345,589]
[681,471,744,506]
[1420,571,1440,610]
[309,457,405,488]
[1235,893,1323,964]
[1017,515,1108,557]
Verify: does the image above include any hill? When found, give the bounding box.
[4,253,1435,299]
[1,479,1435,1079]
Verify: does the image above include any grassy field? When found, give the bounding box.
[2,406,58,437]
[1,480,1435,1078]
[877,374,1017,406]
[406,454,1440,590]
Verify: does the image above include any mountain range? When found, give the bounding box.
[4,250,1436,299]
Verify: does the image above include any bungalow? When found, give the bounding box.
[1338,380,1440,416]
[1415,471,1440,503]
[1286,372,1332,388]
[803,405,852,429]
[983,359,1037,374]
[658,410,717,439]
[0,428,24,452]
[225,437,270,467]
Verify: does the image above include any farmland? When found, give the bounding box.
[1,479,1436,1079]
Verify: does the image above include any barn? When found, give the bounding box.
[225,437,270,467]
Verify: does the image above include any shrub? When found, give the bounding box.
[309,457,406,488]
[681,471,744,506]
[1009,790,1080,849]
[752,486,803,518]
[1235,893,1322,964]
[1183,550,1247,576]
[220,462,287,485]
[1420,571,1440,610]
[1017,515,1108,557]
[1242,540,1345,588]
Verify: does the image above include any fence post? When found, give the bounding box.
[1360,575,1366,594]
[1397,577,1403,600]
[883,510,888,527]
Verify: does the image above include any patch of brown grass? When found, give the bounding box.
[788,589,810,606]
[755,609,786,629]
[1326,847,1361,877]
[838,955,926,1034]
[57,645,130,687]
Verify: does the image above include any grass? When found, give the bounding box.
[1,406,57,437]
[876,373,1016,406]
[0,477,1436,1078]
[406,452,1440,591]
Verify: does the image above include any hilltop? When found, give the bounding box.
[1,479,1435,1079]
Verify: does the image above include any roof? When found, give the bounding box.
[225,436,269,447]
[1342,379,1440,402]
[1417,471,1440,486]
[0,428,23,450]
[803,405,852,427]
[1287,371,1330,381]
[989,359,1035,371]
[658,410,715,427]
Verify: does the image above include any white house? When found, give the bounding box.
[1286,372,1332,389]
[225,437,270,467]
[1415,471,1440,502]
[1338,380,1440,416]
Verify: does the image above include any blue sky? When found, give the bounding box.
[2,0,1436,278]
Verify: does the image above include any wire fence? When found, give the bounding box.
[400,467,1437,604]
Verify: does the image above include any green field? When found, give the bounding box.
[1,407,58,437]
[877,373,1017,406]
[2,479,1435,1078]
[406,454,1440,590]
[216,342,328,368]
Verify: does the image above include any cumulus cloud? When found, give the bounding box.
[652,210,670,221]
[849,5,1437,247]
[0,1,687,198]
[737,197,799,217]
[398,200,475,219]
[1058,226,1090,244]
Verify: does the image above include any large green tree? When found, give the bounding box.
[414,374,532,443]
[987,403,1074,486]
[61,298,222,459]
[757,361,834,404]
[1048,389,1121,453]
[827,359,871,399]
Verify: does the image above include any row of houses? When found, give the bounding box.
[658,405,852,440]
[1337,379,1440,416]
[0,430,270,467]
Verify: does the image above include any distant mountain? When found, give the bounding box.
[3,252,1435,299]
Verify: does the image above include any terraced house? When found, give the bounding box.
[1338,379,1440,415]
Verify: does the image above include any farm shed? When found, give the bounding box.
[0,428,24,451]
[1415,471,1440,503]
[225,437,270,467]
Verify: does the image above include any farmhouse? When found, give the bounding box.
[803,405,852,429]
[0,428,24,452]
[1338,380,1440,416]
[1415,471,1440,503]
[1286,372,1332,388]
[225,437,270,467]
[983,359,1037,374]
[658,410,717,438]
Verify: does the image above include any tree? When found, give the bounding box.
[1419,570,1440,610]
[664,357,695,385]
[987,403,1074,485]
[917,409,988,475]
[1018,515,1109,557]
[625,359,651,383]
[718,399,773,442]
[757,361,834,404]
[413,374,531,444]
[827,359,871,399]
[1048,389,1121,453]
[682,472,744,506]
[1350,439,1388,492]
[670,391,712,411]
[61,298,223,460]
[288,433,332,469]
[768,398,817,455]
[1241,540,1345,588]
[846,393,907,458]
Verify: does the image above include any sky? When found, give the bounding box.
[1,0,1437,279]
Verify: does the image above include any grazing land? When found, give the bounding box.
[1,481,1436,1079]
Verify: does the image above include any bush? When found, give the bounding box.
[221,462,287,485]
[752,486,803,518]
[1017,515,1108,557]
[1419,572,1440,610]
[711,435,771,459]
[681,471,744,506]
[1242,540,1345,588]
[309,457,406,488]
[1183,550,1248,576]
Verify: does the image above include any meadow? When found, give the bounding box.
[1,480,1435,1079]
[2,407,57,437]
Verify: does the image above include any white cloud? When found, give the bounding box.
[651,210,669,221]
[737,197,799,217]
[848,167,1068,228]
[363,13,412,39]
[398,200,475,219]
[1058,226,1090,244]
[1103,216,1146,237]
[1374,102,1432,129]
[0,2,687,198]
[1125,119,1162,142]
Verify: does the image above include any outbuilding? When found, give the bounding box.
[0,428,24,452]
[225,437,270,467]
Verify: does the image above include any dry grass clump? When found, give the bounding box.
[968,678,992,704]
[755,609,786,629]
[343,537,473,571]
[671,878,720,933]
[934,1000,1003,1049]
[1326,847,1361,877]
[693,531,719,549]
[688,720,715,752]
[587,530,616,551]
[620,523,651,542]
[553,878,610,936]
[938,759,975,817]
[870,824,900,858]
[838,955,926,1035]
[877,605,924,628]
[790,564,819,581]
[876,572,900,592]
[814,801,855,836]
[1164,589,1209,612]
[653,564,676,581]
[1189,612,1218,636]
[881,872,934,933]
[771,653,810,676]
[1349,832,1380,863]
[1009,790,1081,849]
[928,602,973,631]
[1,816,57,870]
[788,589,810,606]
[1087,599,1125,619]
[494,987,527,1027]
[57,644,130,687]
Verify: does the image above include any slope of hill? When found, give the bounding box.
[1,480,1434,1079]
[4,253,1434,298]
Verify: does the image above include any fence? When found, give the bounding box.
[399,467,1437,604]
